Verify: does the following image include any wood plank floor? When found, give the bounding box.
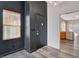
[3,40,79,58]
[60,40,79,58]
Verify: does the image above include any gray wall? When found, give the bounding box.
[0,1,24,57]
[25,1,47,52]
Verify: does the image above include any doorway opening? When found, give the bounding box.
[60,11,79,53]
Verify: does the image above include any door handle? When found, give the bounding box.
[36,31,39,35]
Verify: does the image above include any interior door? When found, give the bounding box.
[35,13,47,49]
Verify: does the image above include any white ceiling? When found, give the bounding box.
[47,1,63,6]
[61,11,79,20]
[47,1,79,21]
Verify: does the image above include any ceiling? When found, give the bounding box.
[47,1,79,21]
[61,11,79,20]
[47,1,63,6]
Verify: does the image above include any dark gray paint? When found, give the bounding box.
[24,1,47,52]
[0,1,47,57]
[0,1,24,57]
[24,2,31,52]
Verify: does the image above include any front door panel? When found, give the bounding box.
[34,13,47,49]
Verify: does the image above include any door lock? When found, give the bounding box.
[41,23,44,26]
[36,31,39,35]
[36,32,39,35]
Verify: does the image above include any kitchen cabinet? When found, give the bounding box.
[60,32,66,40]
[60,32,74,40]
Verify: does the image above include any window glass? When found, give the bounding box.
[3,9,21,40]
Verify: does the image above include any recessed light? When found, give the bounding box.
[54,3,57,5]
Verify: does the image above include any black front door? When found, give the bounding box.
[34,13,47,49]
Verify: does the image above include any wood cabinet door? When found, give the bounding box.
[60,32,66,39]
